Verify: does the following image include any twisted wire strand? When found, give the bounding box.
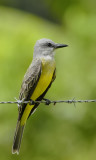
[0,99,96,105]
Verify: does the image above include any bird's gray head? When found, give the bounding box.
[33,38,68,58]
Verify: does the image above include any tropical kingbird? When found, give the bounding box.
[12,38,68,154]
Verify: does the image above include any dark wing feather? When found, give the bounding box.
[18,58,42,120]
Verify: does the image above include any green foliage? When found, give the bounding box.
[0,5,96,160]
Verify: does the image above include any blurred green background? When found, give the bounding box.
[0,0,96,159]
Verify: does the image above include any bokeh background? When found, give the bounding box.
[0,0,96,159]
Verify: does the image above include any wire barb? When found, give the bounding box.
[0,99,96,105]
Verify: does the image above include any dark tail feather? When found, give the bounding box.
[12,120,25,154]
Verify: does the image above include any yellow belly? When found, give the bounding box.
[20,59,55,125]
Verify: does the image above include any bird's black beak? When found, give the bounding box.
[55,43,68,49]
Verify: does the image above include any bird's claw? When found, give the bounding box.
[43,98,51,105]
[29,99,35,105]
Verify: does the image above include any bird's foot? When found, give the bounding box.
[43,98,51,105]
[29,99,35,105]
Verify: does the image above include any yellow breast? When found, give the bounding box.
[31,58,55,100]
[20,58,55,125]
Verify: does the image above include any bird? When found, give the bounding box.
[12,38,68,154]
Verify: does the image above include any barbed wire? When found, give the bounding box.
[0,99,96,106]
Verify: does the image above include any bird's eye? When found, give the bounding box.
[47,43,52,47]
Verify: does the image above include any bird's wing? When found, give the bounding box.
[18,58,42,120]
